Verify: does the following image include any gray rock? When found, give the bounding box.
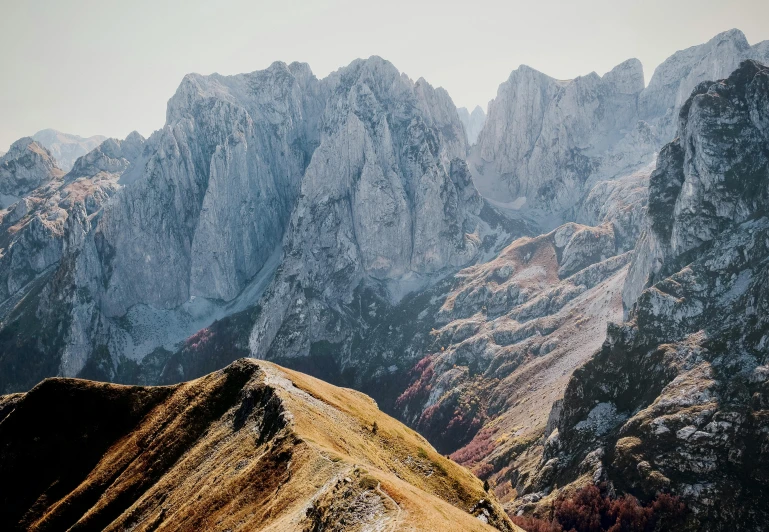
[31,129,107,172]
[534,60,769,531]
[458,105,486,145]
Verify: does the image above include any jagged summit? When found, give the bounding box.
[519,59,769,531]
[0,137,63,208]
[475,54,650,217]
[0,358,517,531]
[458,105,487,145]
[31,129,107,171]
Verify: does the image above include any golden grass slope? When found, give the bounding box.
[0,358,521,531]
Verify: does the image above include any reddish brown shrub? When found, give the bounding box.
[511,515,564,532]
[511,485,687,532]
[450,427,496,466]
[473,462,494,480]
[395,355,435,409]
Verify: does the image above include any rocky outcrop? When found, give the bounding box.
[94,62,323,316]
[0,138,63,208]
[0,61,330,389]
[624,56,769,310]
[0,358,516,531]
[574,165,652,252]
[639,29,769,140]
[0,138,123,392]
[525,60,769,530]
[0,56,504,393]
[31,129,107,171]
[474,59,651,216]
[474,29,768,223]
[248,57,485,369]
[393,219,630,467]
[459,105,486,145]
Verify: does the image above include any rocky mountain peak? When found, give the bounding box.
[528,57,769,531]
[602,57,645,94]
[30,129,107,172]
[624,59,769,309]
[0,137,63,208]
[68,132,147,181]
[247,55,483,365]
[638,28,765,138]
[475,57,649,217]
[458,105,487,145]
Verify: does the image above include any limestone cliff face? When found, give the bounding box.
[475,59,650,215]
[639,28,769,140]
[624,55,769,309]
[0,138,122,392]
[458,105,486,145]
[0,138,63,208]
[248,57,484,366]
[94,62,323,316]
[31,129,107,172]
[0,57,491,391]
[475,29,769,221]
[526,61,769,531]
[0,62,326,388]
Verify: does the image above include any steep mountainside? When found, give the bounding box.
[458,105,487,145]
[31,129,107,172]
[393,221,631,462]
[248,57,487,374]
[474,29,769,221]
[0,57,511,395]
[474,58,651,217]
[0,61,327,390]
[515,60,769,531]
[0,359,518,532]
[0,138,64,208]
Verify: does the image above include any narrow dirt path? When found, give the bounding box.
[375,482,402,532]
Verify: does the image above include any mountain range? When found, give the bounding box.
[1,27,768,531]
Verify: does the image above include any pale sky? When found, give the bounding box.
[1,0,768,151]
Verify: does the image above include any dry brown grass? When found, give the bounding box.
[1,359,522,531]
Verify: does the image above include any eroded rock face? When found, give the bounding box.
[574,165,652,252]
[458,105,487,145]
[527,60,769,531]
[95,62,323,316]
[474,59,652,215]
[249,57,484,368]
[0,138,63,208]
[0,57,497,392]
[393,220,630,462]
[639,29,769,140]
[624,57,769,310]
[474,29,769,222]
[0,61,331,388]
[31,129,107,172]
[0,137,124,392]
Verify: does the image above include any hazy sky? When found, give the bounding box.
[1,0,768,150]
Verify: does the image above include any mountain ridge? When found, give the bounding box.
[0,358,518,531]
